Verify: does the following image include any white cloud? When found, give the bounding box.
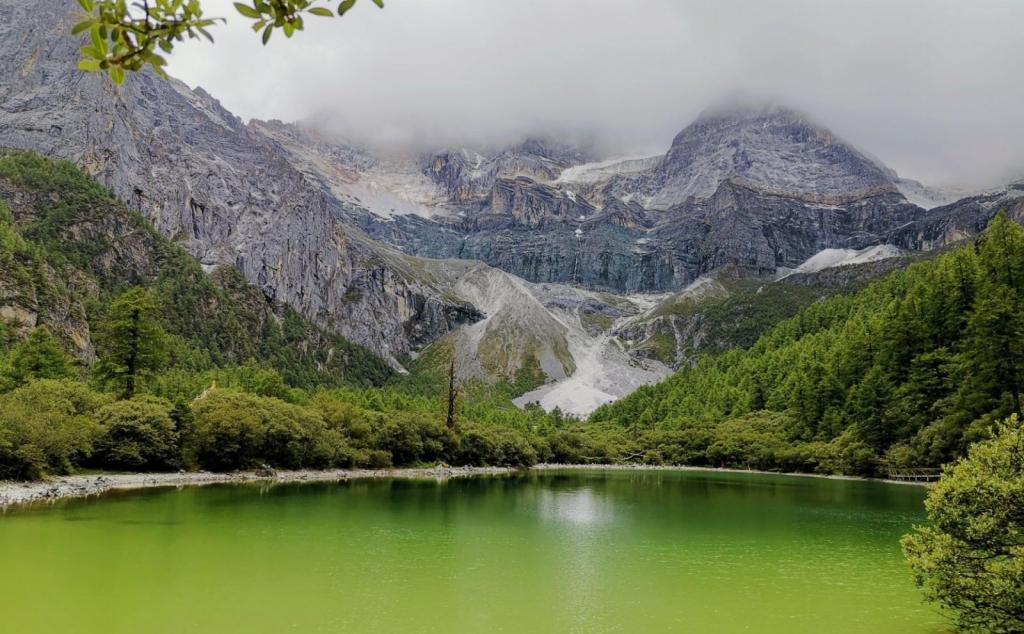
[168,0,1024,187]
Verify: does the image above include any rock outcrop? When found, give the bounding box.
[286,107,945,294]
[0,0,477,367]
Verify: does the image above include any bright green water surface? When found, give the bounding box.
[0,469,947,633]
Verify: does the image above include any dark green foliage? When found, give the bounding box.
[0,380,107,479]
[76,0,383,82]
[593,214,1024,475]
[93,396,180,471]
[0,149,391,389]
[6,327,78,384]
[93,288,169,398]
[189,389,349,471]
[902,416,1024,632]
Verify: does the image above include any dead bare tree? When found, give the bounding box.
[445,357,459,431]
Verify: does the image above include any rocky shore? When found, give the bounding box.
[0,462,931,508]
[0,465,517,507]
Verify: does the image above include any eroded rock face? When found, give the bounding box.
[887,183,1024,250]
[0,0,477,367]
[424,139,593,203]
[285,107,940,293]
[2,0,1018,384]
[648,105,899,209]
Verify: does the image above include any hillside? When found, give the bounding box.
[590,214,1024,474]
[0,149,391,388]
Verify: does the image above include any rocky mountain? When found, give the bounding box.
[0,148,393,387]
[2,0,1021,416]
[0,0,479,368]
[280,107,941,294]
[647,104,899,207]
[889,180,1024,250]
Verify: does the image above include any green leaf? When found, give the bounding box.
[110,67,125,84]
[81,46,105,61]
[262,24,273,45]
[77,59,101,72]
[337,0,356,16]
[71,20,93,36]
[77,0,93,12]
[308,7,334,17]
[371,0,383,7]
[234,3,263,19]
[89,26,105,53]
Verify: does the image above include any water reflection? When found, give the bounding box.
[537,487,615,527]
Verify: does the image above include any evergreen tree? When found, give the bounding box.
[967,285,1024,416]
[7,326,76,383]
[93,289,169,399]
[902,416,1024,632]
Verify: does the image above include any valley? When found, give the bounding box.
[3,1,1022,416]
[2,1,1024,632]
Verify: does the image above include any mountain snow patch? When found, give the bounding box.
[556,156,661,184]
[781,244,901,278]
[895,178,968,210]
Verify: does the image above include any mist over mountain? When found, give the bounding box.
[166,0,1024,189]
[2,0,1023,415]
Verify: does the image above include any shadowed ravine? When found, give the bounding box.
[0,469,946,633]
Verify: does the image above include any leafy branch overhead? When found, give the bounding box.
[73,0,383,84]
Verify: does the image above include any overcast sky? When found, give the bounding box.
[168,0,1024,187]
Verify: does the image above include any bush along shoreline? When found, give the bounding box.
[2,150,1024,490]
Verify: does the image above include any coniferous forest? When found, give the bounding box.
[2,150,1023,481]
[2,2,1024,630]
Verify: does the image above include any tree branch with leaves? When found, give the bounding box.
[73,0,383,84]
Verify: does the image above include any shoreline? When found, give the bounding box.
[533,463,933,486]
[0,463,930,509]
[0,466,517,508]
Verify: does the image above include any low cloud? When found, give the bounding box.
[168,0,1024,187]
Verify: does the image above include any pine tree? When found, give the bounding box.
[93,288,169,399]
[7,326,76,383]
[966,284,1024,416]
[445,357,459,431]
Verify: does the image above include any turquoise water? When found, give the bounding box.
[0,469,947,633]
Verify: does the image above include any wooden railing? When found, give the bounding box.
[884,467,942,482]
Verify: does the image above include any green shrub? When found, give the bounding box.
[259,397,337,469]
[374,414,453,466]
[457,428,497,466]
[455,426,537,467]
[188,389,352,471]
[6,327,78,385]
[487,428,538,466]
[902,416,1024,632]
[189,390,272,470]
[354,448,392,469]
[93,396,179,471]
[0,380,106,479]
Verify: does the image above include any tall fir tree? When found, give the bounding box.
[7,326,76,383]
[93,289,169,399]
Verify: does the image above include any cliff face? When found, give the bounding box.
[241,107,1017,297]
[2,0,1019,415]
[887,182,1024,250]
[0,149,395,386]
[0,0,477,367]
[279,108,959,294]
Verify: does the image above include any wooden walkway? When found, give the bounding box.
[884,468,942,483]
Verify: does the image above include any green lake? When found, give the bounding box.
[0,469,947,633]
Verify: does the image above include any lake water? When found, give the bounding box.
[0,469,947,633]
